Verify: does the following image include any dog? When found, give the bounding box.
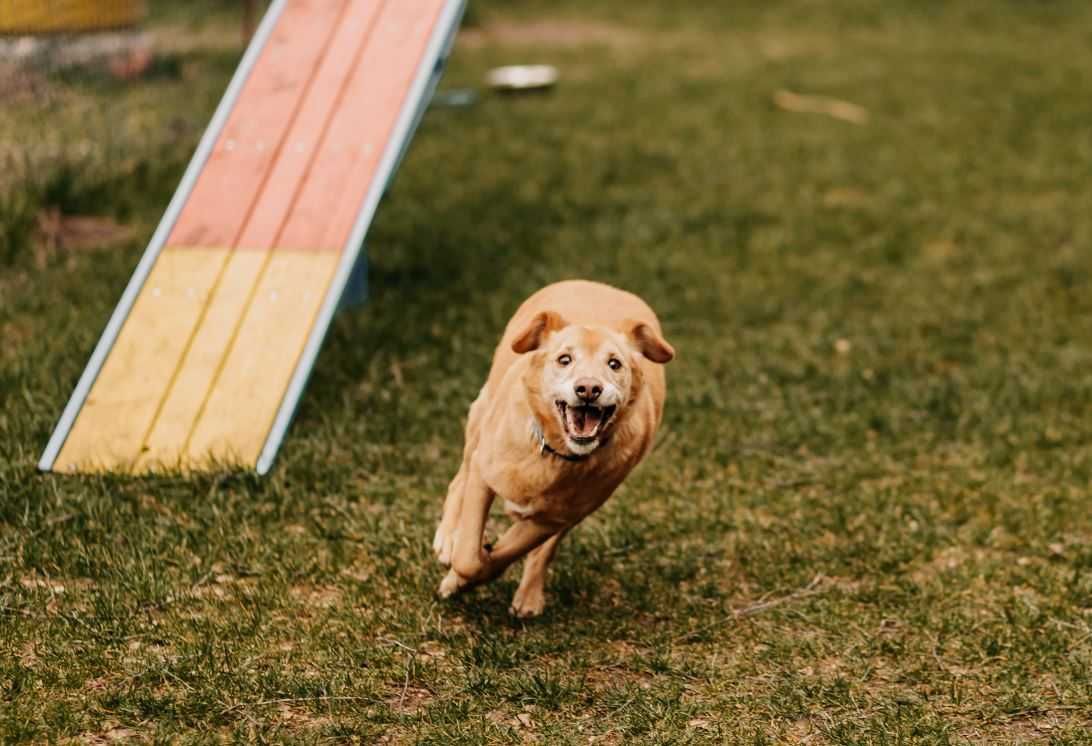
[433,280,674,617]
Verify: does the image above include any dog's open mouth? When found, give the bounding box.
[557,402,616,443]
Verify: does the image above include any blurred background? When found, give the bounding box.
[1,0,261,268]
[3,1,1091,741]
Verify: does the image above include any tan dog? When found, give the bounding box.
[433,280,674,617]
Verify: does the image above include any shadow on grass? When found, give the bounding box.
[294,175,562,425]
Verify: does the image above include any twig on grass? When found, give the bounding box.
[380,636,418,655]
[220,695,381,716]
[672,574,830,643]
[774,90,870,125]
[20,512,79,539]
[379,636,422,713]
[397,664,411,712]
[995,703,1092,722]
[735,575,827,618]
[161,668,196,693]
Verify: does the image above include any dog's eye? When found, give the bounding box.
[608,358,623,371]
[557,354,572,366]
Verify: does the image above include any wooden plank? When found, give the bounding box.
[167,0,348,250]
[184,251,340,467]
[167,1,446,468]
[280,0,448,252]
[0,0,143,34]
[137,3,386,470]
[235,0,385,251]
[50,0,460,474]
[133,249,265,470]
[36,0,290,474]
[53,249,225,472]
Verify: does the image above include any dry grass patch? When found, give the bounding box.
[459,19,640,50]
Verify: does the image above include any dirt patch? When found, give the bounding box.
[459,20,639,50]
[155,23,246,56]
[272,703,334,731]
[784,716,821,743]
[77,725,141,744]
[823,187,872,210]
[909,546,977,586]
[756,32,837,61]
[34,209,133,267]
[289,584,342,609]
[138,494,196,528]
[386,685,434,716]
[956,714,1073,745]
[20,574,95,594]
[18,641,38,668]
[0,62,49,101]
[1,321,32,358]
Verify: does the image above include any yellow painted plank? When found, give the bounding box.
[184,251,339,469]
[54,249,226,473]
[0,1,144,33]
[134,249,266,472]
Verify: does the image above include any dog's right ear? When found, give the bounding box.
[512,311,568,354]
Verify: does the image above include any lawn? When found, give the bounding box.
[2,0,1092,742]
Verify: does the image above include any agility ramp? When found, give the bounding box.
[39,0,465,475]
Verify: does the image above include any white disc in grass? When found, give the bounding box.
[487,65,559,92]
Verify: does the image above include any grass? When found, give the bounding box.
[2,0,1092,742]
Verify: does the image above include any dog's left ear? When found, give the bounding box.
[512,311,568,354]
[624,320,675,363]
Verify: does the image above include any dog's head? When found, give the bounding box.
[512,311,674,456]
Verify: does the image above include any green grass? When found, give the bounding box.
[3,0,1092,742]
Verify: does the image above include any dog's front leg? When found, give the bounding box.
[438,462,494,598]
[434,393,487,566]
[433,466,466,566]
[439,512,557,598]
[510,529,568,618]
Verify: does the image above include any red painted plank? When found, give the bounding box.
[277,0,448,252]
[167,0,348,249]
[235,0,386,251]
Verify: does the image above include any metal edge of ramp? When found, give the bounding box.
[38,0,290,473]
[39,0,468,475]
[255,0,467,475]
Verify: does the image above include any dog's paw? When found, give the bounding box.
[432,524,454,567]
[509,586,546,619]
[437,569,467,599]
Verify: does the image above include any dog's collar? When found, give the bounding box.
[530,418,596,462]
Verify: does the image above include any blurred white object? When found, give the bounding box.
[487,65,558,92]
[0,31,151,75]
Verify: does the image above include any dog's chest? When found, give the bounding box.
[487,456,629,526]
[503,499,536,519]
[500,489,605,526]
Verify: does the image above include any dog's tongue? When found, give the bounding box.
[569,406,602,438]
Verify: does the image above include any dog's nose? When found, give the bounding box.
[574,378,603,402]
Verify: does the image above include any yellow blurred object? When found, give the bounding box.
[0,0,145,34]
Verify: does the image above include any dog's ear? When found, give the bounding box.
[512,311,568,354]
[624,320,675,363]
